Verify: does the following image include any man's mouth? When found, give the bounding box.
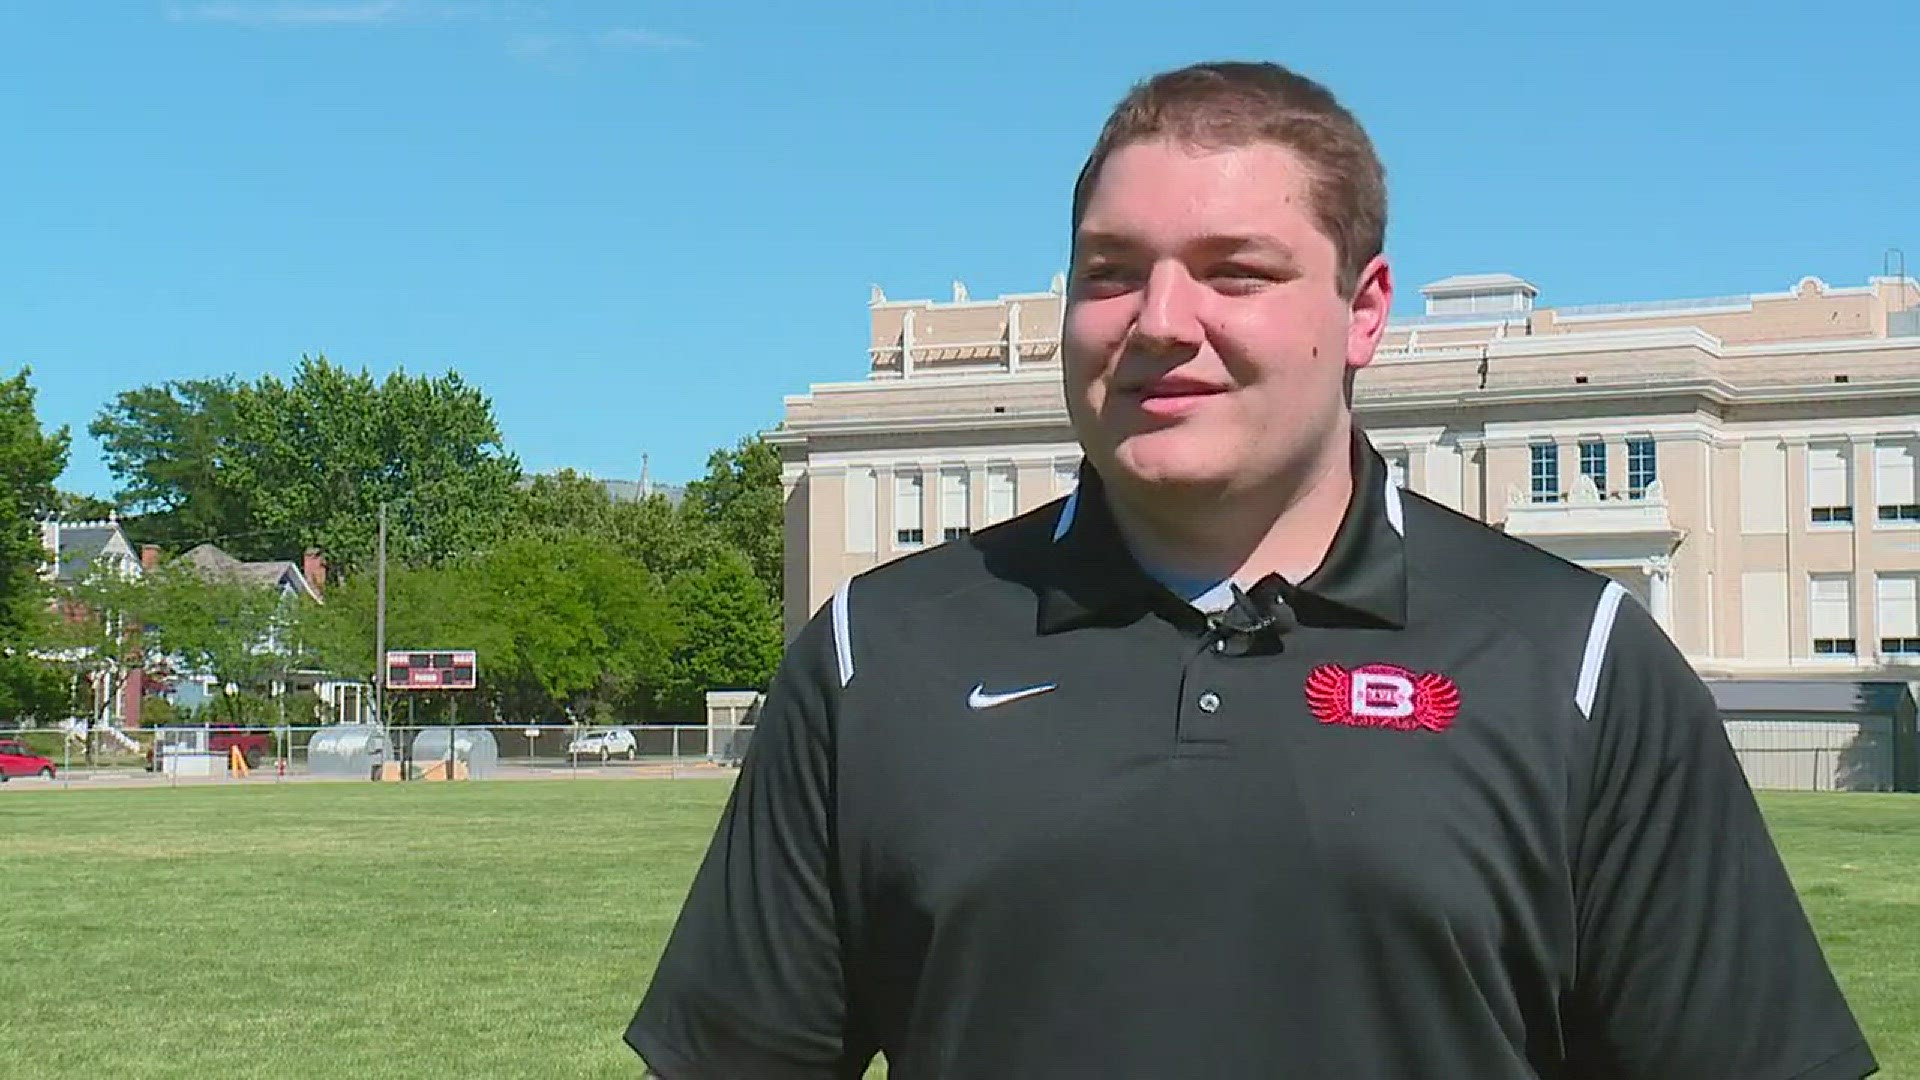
[1130,375,1227,416]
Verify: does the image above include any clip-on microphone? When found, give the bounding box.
[1208,578,1297,655]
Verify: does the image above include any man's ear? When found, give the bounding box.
[1345,255,1394,377]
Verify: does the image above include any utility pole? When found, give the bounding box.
[375,502,387,745]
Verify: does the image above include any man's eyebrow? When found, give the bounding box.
[1192,234,1299,260]
[1072,230,1300,262]
[1071,229,1149,257]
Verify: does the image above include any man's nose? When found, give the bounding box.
[1131,262,1205,356]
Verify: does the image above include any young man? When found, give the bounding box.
[627,62,1877,1079]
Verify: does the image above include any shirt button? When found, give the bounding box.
[1197,691,1222,713]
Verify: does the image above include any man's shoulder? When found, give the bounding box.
[1399,491,1618,620]
[842,497,1067,612]
[802,500,1065,695]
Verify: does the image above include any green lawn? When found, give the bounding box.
[0,782,1911,1078]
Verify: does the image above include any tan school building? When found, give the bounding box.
[768,270,1920,692]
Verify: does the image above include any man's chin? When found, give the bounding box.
[1107,443,1234,493]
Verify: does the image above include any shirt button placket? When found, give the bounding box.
[1176,641,1234,750]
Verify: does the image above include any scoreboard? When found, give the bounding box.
[385,650,478,691]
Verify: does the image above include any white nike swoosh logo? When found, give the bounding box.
[967,682,1058,710]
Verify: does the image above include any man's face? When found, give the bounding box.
[1063,139,1390,499]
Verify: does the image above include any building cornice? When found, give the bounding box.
[767,411,1073,444]
[774,376,1920,449]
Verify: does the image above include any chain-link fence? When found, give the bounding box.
[7,713,1915,793]
[0,722,752,788]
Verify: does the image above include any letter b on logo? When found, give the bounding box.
[1350,669,1415,720]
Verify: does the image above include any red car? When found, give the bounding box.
[0,738,57,781]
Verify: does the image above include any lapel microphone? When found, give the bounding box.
[1209,578,1297,654]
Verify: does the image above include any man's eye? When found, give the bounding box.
[1213,266,1271,282]
[1072,266,1136,295]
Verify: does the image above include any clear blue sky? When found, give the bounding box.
[9,2,1919,499]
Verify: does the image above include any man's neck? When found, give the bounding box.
[1102,437,1356,589]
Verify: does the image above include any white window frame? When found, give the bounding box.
[939,468,971,542]
[1874,441,1919,527]
[1807,444,1853,527]
[1808,573,1855,656]
[1626,437,1657,498]
[893,470,924,548]
[1529,443,1560,504]
[1877,573,1920,658]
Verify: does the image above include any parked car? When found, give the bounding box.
[144,724,273,771]
[0,738,56,780]
[566,727,638,761]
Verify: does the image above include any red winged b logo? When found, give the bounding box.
[1304,663,1460,732]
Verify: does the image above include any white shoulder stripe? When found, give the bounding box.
[830,579,854,688]
[1052,486,1080,542]
[1384,479,1405,536]
[1575,581,1629,720]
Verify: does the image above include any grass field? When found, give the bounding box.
[1,781,1913,1078]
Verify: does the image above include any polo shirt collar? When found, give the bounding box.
[1037,432,1408,635]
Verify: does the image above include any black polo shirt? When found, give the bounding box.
[628,437,1877,1080]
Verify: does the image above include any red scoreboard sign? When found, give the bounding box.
[385,650,478,691]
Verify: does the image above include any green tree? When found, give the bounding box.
[607,493,731,584]
[54,490,116,520]
[475,535,680,720]
[681,437,784,603]
[44,566,155,761]
[297,558,504,700]
[0,649,71,720]
[0,368,70,716]
[57,560,304,729]
[298,534,680,725]
[91,357,521,570]
[509,469,616,543]
[656,549,782,720]
[88,377,253,552]
[142,564,308,723]
[226,356,522,572]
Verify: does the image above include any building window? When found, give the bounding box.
[1875,441,1919,523]
[985,466,1017,525]
[1578,440,1607,494]
[1626,437,1656,498]
[1809,574,1855,656]
[844,467,876,554]
[1878,574,1920,656]
[939,469,970,542]
[1529,443,1560,503]
[1807,444,1853,524]
[894,470,924,547]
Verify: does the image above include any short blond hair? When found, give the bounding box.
[1071,61,1387,299]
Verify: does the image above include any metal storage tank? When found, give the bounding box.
[409,726,500,779]
[307,724,393,779]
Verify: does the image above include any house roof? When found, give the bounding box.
[1705,678,1918,718]
[180,543,322,602]
[41,520,138,583]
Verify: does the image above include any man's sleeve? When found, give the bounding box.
[1566,598,1877,1080]
[625,611,870,1079]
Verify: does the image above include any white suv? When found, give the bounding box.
[567,727,638,761]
